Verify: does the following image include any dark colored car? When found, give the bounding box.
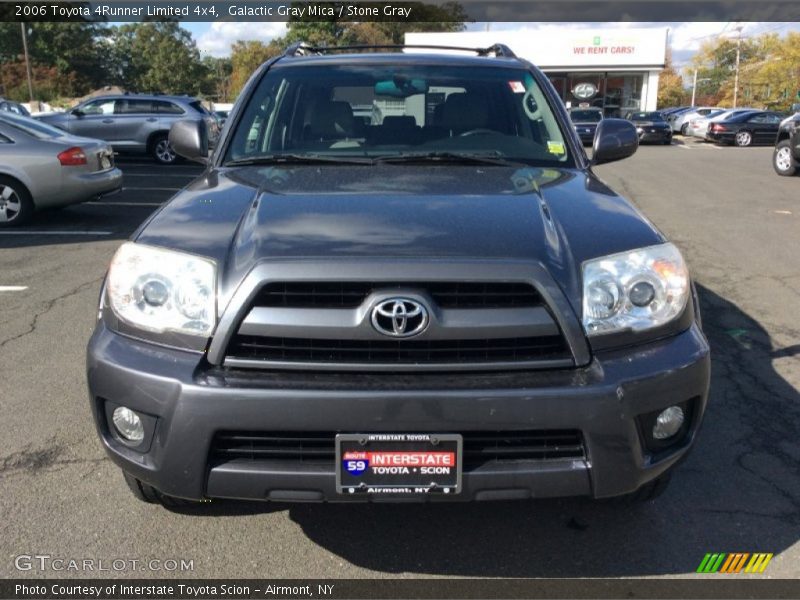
[568,107,603,144]
[773,112,800,176]
[706,110,783,147]
[626,111,673,145]
[87,43,710,507]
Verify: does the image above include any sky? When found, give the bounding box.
[183,21,800,70]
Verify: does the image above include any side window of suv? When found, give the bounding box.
[82,99,116,115]
[154,101,184,115]
[117,99,155,114]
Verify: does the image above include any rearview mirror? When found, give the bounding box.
[169,119,209,164]
[591,118,639,165]
[375,78,428,98]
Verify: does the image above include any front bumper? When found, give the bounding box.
[87,322,710,502]
[637,128,672,143]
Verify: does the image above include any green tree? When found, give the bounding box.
[229,40,283,97]
[106,22,209,95]
[657,49,687,108]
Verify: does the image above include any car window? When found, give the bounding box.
[629,112,664,122]
[226,63,573,167]
[154,101,184,115]
[116,99,155,114]
[189,101,210,115]
[82,99,116,115]
[569,110,602,122]
[0,113,66,139]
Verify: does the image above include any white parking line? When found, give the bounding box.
[86,201,163,207]
[0,286,28,292]
[677,145,692,150]
[0,230,112,236]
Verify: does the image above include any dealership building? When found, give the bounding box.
[405,28,669,116]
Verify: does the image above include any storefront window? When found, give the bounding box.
[547,72,645,118]
[605,73,643,118]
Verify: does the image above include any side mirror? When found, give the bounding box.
[169,119,209,164]
[591,118,639,165]
[71,109,84,117]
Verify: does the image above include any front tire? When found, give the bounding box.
[150,134,178,165]
[607,473,672,505]
[734,130,753,147]
[0,176,34,227]
[680,123,689,135]
[773,140,799,176]
[123,471,197,508]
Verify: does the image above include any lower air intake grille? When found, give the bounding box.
[210,430,585,470]
[226,335,570,365]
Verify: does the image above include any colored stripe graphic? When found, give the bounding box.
[697,553,773,574]
[745,553,774,573]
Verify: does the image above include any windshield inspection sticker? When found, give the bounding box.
[547,141,566,155]
[508,81,526,93]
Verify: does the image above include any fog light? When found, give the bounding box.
[652,406,684,440]
[112,406,144,442]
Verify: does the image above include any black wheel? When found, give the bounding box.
[734,130,753,147]
[663,138,672,145]
[150,134,178,165]
[606,473,672,505]
[773,140,799,176]
[123,471,197,507]
[0,175,34,227]
[680,123,688,135]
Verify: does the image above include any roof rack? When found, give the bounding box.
[282,42,517,59]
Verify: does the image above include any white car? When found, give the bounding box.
[672,107,721,134]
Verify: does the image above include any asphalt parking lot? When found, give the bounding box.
[1,139,798,579]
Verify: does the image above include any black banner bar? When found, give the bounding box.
[2,0,800,22]
[3,579,800,600]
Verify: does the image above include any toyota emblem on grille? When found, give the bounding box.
[371,298,429,338]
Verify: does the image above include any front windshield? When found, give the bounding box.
[225,62,573,167]
[569,110,601,122]
[0,113,66,139]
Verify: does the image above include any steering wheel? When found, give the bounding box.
[458,128,495,137]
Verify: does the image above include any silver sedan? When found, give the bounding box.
[0,113,122,226]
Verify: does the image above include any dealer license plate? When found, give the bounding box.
[336,433,462,496]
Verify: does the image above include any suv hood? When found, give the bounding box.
[135,165,664,307]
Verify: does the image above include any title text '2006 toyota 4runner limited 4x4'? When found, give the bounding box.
[87,43,710,507]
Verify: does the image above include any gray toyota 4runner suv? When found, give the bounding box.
[87,44,710,507]
[39,94,219,164]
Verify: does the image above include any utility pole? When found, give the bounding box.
[20,24,34,104]
[733,25,743,108]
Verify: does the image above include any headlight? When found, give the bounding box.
[582,243,689,336]
[106,242,216,336]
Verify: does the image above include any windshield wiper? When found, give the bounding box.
[372,151,524,166]
[225,153,374,167]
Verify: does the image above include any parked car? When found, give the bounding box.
[773,112,800,176]
[684,109,726,138]
[568,107,603,144]
[0,112,121,226]
[706,110,783,146]
[0,98,30,116]
[37,94,220,164]
[671,107,721,134]
[688,109,758,139]
[626,111,672,144]
[87,42,709,508]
